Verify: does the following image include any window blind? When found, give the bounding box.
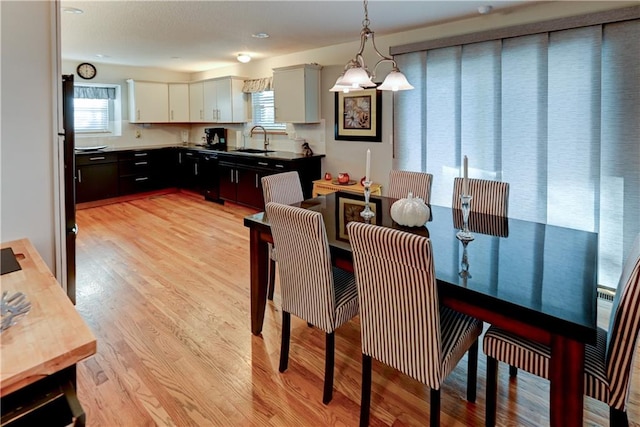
[393,19,640,290]
[251,91,286,131]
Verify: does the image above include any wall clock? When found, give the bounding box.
[77,62,97,80]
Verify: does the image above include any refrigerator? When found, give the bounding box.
[60,74,77,303]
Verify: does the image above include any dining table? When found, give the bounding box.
[243,191,598,427]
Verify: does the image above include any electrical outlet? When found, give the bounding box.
[135,130,141,138]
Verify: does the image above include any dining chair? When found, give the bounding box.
[452,177,509,217]
[261,171,304,300]
[347,221,483,426]
[483,233,640,427]
[388,170,433,203]
[265,202,359,404]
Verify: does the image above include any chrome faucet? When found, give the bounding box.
[250,125,269,151]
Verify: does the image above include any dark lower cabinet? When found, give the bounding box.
[75,147,322,207]
[76,153,118,203]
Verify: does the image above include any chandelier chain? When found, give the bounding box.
[362,0,370,28]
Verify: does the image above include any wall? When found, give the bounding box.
[1,1,57,268]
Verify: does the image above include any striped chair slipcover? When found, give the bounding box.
[388,170,433,203]
[452,177,509,217]
[347,221,483,426]
[265,202,359,404]
[483,233,640,427]
[261,171,304,300]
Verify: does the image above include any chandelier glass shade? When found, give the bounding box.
[331,0,414,92]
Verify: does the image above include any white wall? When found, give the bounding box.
[1,1,57,268]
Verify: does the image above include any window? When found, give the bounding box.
[74,84,122,137]
[251,90,286,131]
[393,18,640,290]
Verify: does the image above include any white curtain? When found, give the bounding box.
[393,20,640,289]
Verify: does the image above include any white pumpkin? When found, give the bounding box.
[390,192,430,227]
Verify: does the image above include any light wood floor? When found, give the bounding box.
[75,191,640,426]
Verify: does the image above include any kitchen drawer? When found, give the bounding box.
[76,152,118,166]
[118,150,153,161]
[118,158,152,176]
[119,174,156,195]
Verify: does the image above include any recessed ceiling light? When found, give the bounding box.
[63,7,83,14]
[171,56,182,60]
[251,32,269,39]
[237,53,251,63]
[95,54,110,58]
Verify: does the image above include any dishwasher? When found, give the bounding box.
[200,152,221,203]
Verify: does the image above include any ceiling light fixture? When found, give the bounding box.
[237,53,251,63]
[251,32,270,39]
[330,0,413,92]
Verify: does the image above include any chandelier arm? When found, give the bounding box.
[370,57,398,80]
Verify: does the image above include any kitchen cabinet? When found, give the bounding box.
[178,149,201,191]
[168,83,190,122]
[273,64,322,123]
[76,152,119,203]
[217,153,321,210]
[118,149,170,195]
[190,77,247,123]
[126,80,169,123]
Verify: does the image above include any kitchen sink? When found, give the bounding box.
[234,148,275,154]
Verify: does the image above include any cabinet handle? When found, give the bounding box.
[230,169,234,183]
[275,164,284,168]
[195,163,198,175]
[255,174,258,188]
[77,169,82,183]
[137,110,140,121]
[171,110,174,120]
[257,162,268,166]
[135,161,148,166]
[89,156,105,161]
[200,110,203,120]
[135,177,149,182]
[179,152,182,163]
[134,153,148,157]
[235,170,238,182]
[186,152,193,156]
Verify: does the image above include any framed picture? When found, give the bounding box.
[334,87,382,142]
[335,192,382,242]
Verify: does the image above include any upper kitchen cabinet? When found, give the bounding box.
[168,83,190,122]
[273,64,322,123]
[190,77,247,123]
[127,80,169,123]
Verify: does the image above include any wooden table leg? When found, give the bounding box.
[549,335,585,427]
[249,228,269,335]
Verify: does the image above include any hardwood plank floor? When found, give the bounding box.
[75,191,640,426]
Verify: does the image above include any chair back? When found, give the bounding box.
[388,170,433,203]
[606,233,640,410]
[262,171,304,206]
[452,177,509,217]
[348,221,443,388]
[265,202,337,332]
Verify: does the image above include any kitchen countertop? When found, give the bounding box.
[75,144,324,161]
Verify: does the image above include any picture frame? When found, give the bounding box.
[334,87,382,142]
[335,192,382,242]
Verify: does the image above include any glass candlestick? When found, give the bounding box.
[360,180,375,220]
[456,194,474,241]
[459,240,472,280]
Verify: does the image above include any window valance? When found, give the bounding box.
[242,77,272,93]
[74,86,116,100]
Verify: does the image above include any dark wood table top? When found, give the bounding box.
[244,191,599,345]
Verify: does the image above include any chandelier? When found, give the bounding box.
[330,0,414,92]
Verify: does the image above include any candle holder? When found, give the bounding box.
[456,194,474,241]
[360,180,375,220]
[459,240,472,281]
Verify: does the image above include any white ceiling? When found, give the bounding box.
[61,0,534,73]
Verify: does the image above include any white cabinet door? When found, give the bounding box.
[203,80,218,122]
[189,82,204,122]
[127,80,169,123]
[273,64,322,123]
[169,83,189,122]
[215,79,232,123]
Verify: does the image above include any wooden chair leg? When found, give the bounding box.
[467,339,478,403]
[279,311,290,373]
[486,356,498,427]
[323,332,335,404]
[360,354,372,427]
[610,407,629,427]
[307,322,313,327]
[430,388,440,427]
[509,365,518,377]
[267,259,276,300]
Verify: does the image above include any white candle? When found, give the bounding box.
[365,149,371,182]
[463,155,468,195]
